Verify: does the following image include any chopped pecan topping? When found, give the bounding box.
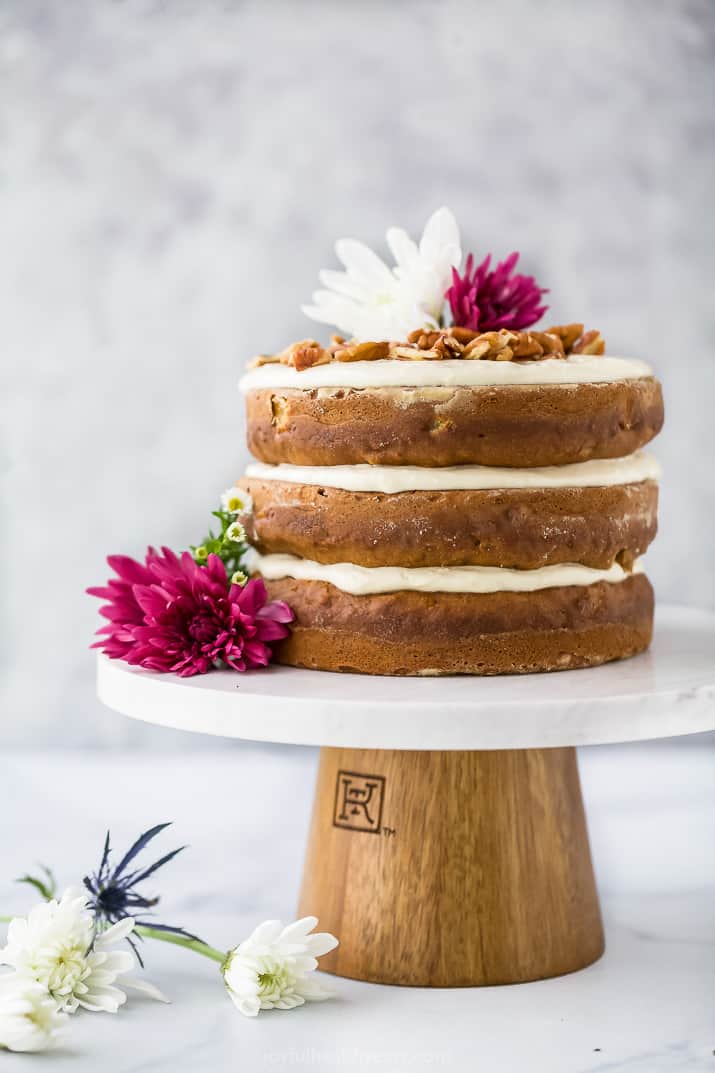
[408,326,478,349]
[286,340,331,372]
[463,330,518,361]
[251,322,605,369]
[510,330,567,360]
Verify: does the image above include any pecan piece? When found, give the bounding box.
[391,344,441,360]
[278,339,331,371]
[433,333,464,358]
[572,329,605,355]
[247,353,280,369]
[512,333,545,359]
[335,340,390,363]
[481,330,519,360]
[270,395,290,429]
[462,337,491,360]
[420,331,442,350]
[447,326,480,344]
[545,323,584,352]
[529,331,565,357]
[406,329,441,350]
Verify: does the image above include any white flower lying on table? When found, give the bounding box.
[1,822,339,1054]
[0,976,68,1053]
[1,888,168,1014]
[223,916,339,1017]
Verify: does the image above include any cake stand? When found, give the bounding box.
[97,603,715,988]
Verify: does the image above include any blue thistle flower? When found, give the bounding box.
[83,823,202,964]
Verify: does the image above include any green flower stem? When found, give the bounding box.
[0,915,225,965]
[134,925,226,965]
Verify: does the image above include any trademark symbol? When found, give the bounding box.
[382,826,397,839]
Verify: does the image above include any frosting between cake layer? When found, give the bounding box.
[243,547,642,596]
[244,452,661,494]
[239,354,652,393]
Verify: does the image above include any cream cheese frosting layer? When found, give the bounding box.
[244,548,642,596]
[244,452,661,494]
[239,354,652,393]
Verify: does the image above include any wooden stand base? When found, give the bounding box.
[299,746,604,987]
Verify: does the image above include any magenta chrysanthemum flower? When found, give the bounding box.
[446,251,548,332]
[88,547,293,676]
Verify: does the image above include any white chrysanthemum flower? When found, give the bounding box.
[221,488,253,515]
[387,206,462,322]
[230,570,248,587]
[225,521,246,544]
[0,889,169,1014]
[0,976,68,1053]
[302,207,461,341]
[222,916,338,1018]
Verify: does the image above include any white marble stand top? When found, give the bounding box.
[97,605,715,749]
[1,745,713,1072]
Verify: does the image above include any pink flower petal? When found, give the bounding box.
[446,249,548,332]
[88,545,293,676]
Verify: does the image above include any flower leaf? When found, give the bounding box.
[191,502,248,574]
[15,864,57,902]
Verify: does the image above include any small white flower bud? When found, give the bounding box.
[225,522,246,545]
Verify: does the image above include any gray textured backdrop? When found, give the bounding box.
[1,0,713,746]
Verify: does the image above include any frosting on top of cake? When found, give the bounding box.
[239,354,653,393]
[244,451,660,494]
[243,548,642,597]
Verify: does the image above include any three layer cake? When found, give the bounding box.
[233,212,664,676]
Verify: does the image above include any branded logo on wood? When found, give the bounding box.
[333,771,385,833]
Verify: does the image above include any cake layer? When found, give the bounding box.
[245,379,664,467]
[261,574,654,676]
[239,476,658,570]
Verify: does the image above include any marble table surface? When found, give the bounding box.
[1,742,713,1072]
